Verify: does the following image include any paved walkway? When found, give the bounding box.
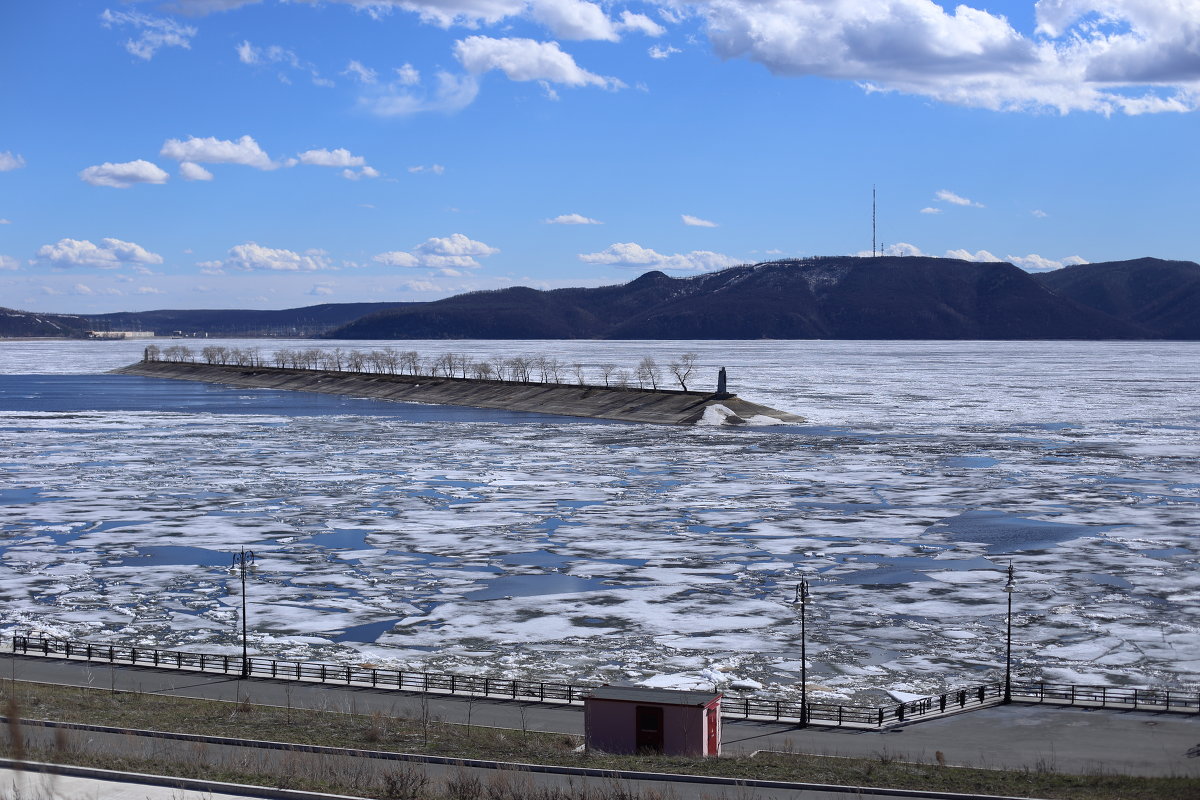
[3,654,1198,778]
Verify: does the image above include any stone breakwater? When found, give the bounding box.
[111,360,805,425]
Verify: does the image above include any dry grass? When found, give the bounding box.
[0,680,1196,800]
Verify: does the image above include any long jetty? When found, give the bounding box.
[110,359,805,425]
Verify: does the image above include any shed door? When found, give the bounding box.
[706,707,719,755]
[635,705,664,754]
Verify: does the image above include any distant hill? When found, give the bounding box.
[325,256,1146,340]
[1032,257,1200,339]
[0,307,88,338]
[84,302,412,338]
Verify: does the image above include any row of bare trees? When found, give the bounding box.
[144,345,701,392]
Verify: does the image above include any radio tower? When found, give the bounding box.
[872,185,877,257]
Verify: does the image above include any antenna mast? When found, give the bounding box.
[872,185,877,257]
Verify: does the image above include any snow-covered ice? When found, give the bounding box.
[0,338,1198,703]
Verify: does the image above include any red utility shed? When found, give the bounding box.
[584,686,722,757]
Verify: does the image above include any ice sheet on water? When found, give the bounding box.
[1,340,1198,698]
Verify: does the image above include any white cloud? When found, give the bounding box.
[373,251,422,267]
[374,233,500,269]
[79,159,169,188]
[619,10,666,37]
[920,207,942,215]
[455,36,624,89]
[578,242,738,271]
[0,151,26,171]
[701,0,1200,115]
[649,44,681,59]
[361,70,480,116]
[1006,253,1089,272]
[136,286,166,295]
[681,214,717,227]
[946,248,1002,262]
[529,0,618,41]
[36,238,164,268]
[342,166,381,180]
[223,243,332,271]
[236,40,330,86]
[1032,209,1048,218]
[160,135,276,169]
[179,161,214,181]
[0,255,19,271]
[408,164,446,174]
[100,9,196,60]
[935,189,984,207]
[309,282,336,296]
[546,213,602,224]
[395,63,421,85]
[296,148,366,168]
[342,60,378,84]
[856,242,925,257]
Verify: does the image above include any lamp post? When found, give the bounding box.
[1003,562,1015,704]
[232,548,256,679]
[795,580,811,727]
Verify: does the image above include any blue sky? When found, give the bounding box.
[1,0,1197,312]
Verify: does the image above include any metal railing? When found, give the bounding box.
[11,636,1197,727]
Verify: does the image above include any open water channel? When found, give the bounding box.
[0,338,1197,703]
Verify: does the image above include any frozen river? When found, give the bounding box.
[1,338,1197,703]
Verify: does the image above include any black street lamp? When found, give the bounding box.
[232,548,256,679]
[795,580,811,727]
[1003,562,1015,704]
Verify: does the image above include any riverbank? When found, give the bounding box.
[110,360,805,425]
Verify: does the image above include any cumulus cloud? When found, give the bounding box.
[408,164,446,174]
[136,286,166,295]
[1006,253,1089,272]
[946,248,1003,262]
[701,0,1200,115]
[0,255,19,271]
[935,189,984,207]
[529,0,618,41]
[373,233,500,270]
[920,207,942,214]
[619,10,666,37]
[681,214,717,227]
[1032,209,1048,218]
[216,243,333,272]
[179,161,214,181]
[578,242,738,271]
[36,238,165,268]
[342,166,381,180]
[296,148,366,168]
[546,213,602,224]
[649,44,681,59]
[78,160,170,188]
[455,36,624,89]
[855,242,926,257]
[100,9,196,60]
[0,151,26,171]
[160,135,276,169]
[308,282,336,296]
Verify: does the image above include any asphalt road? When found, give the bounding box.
[3,654,1198,778]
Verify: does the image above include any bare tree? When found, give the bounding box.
[571,362,586,385]
[346,349,366,372]
[668,352,699,391]
[598,363,617,387]
[636,355,661,389]
[472,361,495,380]
[143,344,160,362]
[533,355,550,383]
[613,368,630,388]
[489,356,508,381]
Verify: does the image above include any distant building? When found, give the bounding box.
[584,686,722,756]
[85,330,156,340]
